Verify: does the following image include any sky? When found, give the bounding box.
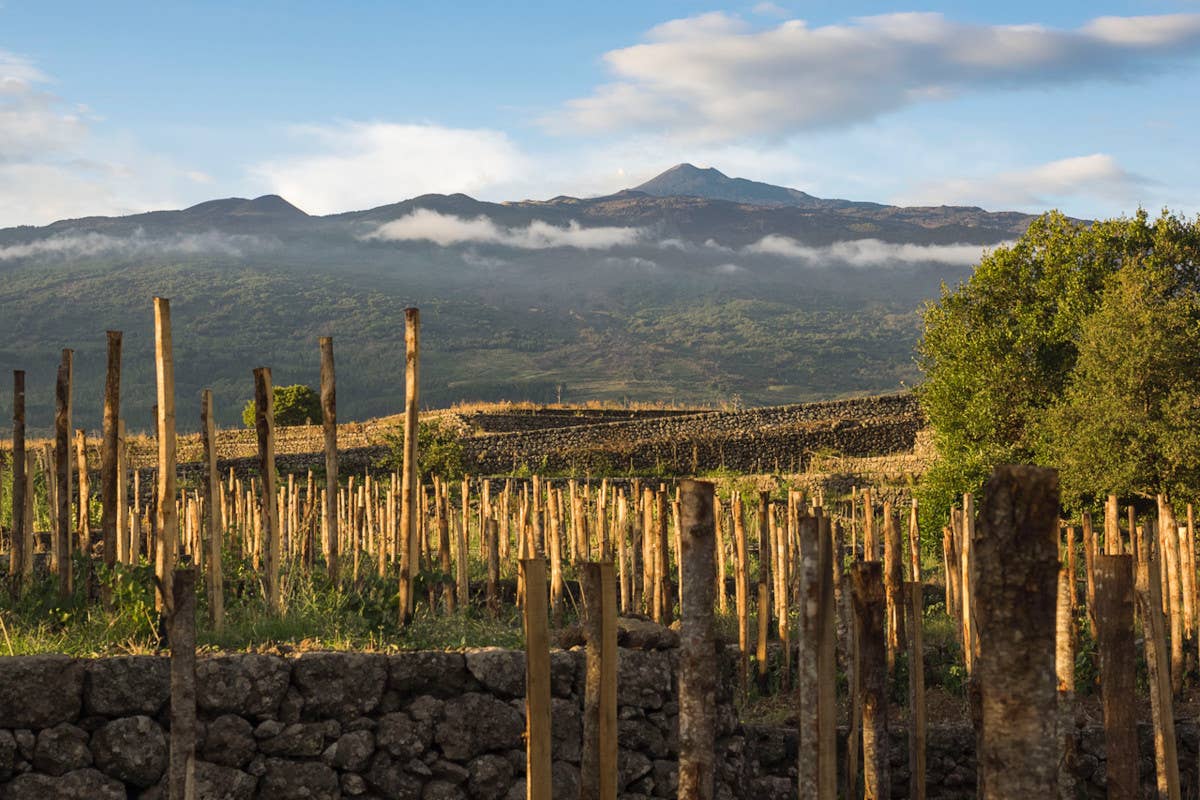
[3,1,1200,226]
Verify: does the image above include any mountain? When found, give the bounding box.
[0,167,1036,432]
[633,163,878,211]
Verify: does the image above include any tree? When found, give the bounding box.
[916,209,1200,529]
[380,418,465,482]
[1037,221,1200,506]
[242,384,322,428]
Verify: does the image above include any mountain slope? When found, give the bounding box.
[0,166,1036,431]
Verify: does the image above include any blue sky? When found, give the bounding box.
[3,0,1200,225]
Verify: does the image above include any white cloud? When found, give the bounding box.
[549,12,1200,140]
[366,209,644,250]
[752,3,789,19]
[0,229,275,261]
[744,235,998,267]
[252,123,530,215]
[896,154,1149,209]
[0,49,214,226]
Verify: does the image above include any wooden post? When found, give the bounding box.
[169,566,197,800]
[398,308,420,623]
[253,367,280,613]
[973,465,1060,799]
[796,514,821,797]
[852,562,888,800]
[1093,555,1137,800]
[154,298,179,612]
[1082,513,1098,634]
[55,353,72,598]
[521,558,551,800]
[907,505,926,800]
[100,331,121,574]
[581,561,618,800]
[657,490,672,624]
[677,479,716,800]
[1055,566,1076,799]
[486,519,499,618]
[437,486,454,614]
[1136,523,1181,800]
[319,337,339,583]
[1105,495,1120,554]
[733,494,749,699]
[960,493,976,674]
[818,515,837,800]
[200,390,223,631]
[116,421,127,564]
[756,492,771,695]
[9,370,25,597]
[74,430,90,553]
[883,504,905,672]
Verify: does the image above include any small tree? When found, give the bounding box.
[242,384,322,428]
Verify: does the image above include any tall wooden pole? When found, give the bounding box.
[168,566,197,800]
[756,492,771,695]
[521,557,552,800]
[253,367,279,613]
[201,390,223,631]
[154,298,179,612]
[319,336,338,583]
[101,331,121,573]
[74,430,90,551]
[398,308,420,623]
[1094,555,1137,800]
[1136,523,1181,800]
[852,561,888,800]
[9,370,25,598]
[55,351,72,598]
[581,561,618,800]
[973,465,1059,799]
[677,479,716,800]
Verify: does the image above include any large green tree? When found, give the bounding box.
[917,209,1200,528]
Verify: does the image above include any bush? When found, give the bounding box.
[242,384,322,428]
[380,418,466,482]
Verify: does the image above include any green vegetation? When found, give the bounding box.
[242,383,322,428]
[379,418,466,481]
[917,209,1200,527]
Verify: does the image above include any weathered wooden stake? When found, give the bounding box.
[1136,523,1181,800]
[852,561,888,800]
[756,491,771,695]
[9,370,25,597]
[252,367,279,613]
[1055,566,1076,799]
[678,479,716,800]
[796,514,821,797]
[169,566,197,800]
[74,430,90,553]
[521,557,552,800]
[154,298,179,611]
[319,336,338,583]
[581,561,618,800]
[101,331,121,575]
[200,390,223,631]
[1094,554,1137,800]
[398,308,420,623]
[55,352,72,597]
[486,519,499,619]
[973,465,1060,799]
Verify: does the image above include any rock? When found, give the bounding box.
[431,759,470,785]
[618,716,667,759]
[435,693,524,762]
[467,753,514,800]
[549,651,582,698]
[341,771,368,796]
[0,729,16,781]
[364,751,423,798]
[618,749,653,791]
[464,649,524,698]
[33,723,92,776]
[378,711,432,760]
[292,653,388,721]
[13,729,34,761]
[84,656,170,717]
[651,759,678,797]
[258,722,326,757]
[406,695,445,726]
[389,652,472,697]
[253,720,285,739]
[196,655,290,719]
[617,617,680,650]
[256,758,339,800]
[195,760,256,800]
[4,767,124,799]
[0,655,83,728]
[551,698,582,763]
[202,714,256,768]
[91,715,167,787]
[552,760,580,800]
[423,778,467,799]
[326,729,375,772]
[618,650,672,709]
